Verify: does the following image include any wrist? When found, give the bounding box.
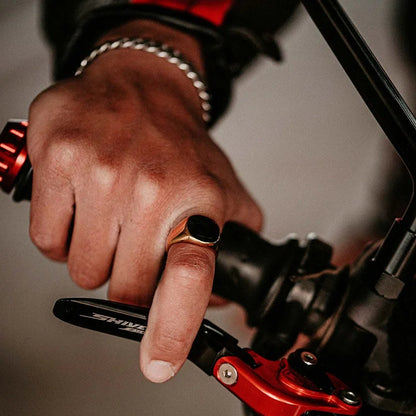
[78,20,209,126]
[96,20,205,75]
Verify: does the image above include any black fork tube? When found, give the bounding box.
[301,0,416,284]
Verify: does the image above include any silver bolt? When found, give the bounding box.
[338,389,361,406]
[301,351,318,366]
[218,363,238,386]
[369,372,393,395]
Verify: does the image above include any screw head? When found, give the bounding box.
[338,389,361,406]
[368,372,394,396]
[218,363,238,386]
[300,351,318,366]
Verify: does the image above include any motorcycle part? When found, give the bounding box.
[54,297,361,416]
[0,120,32,201]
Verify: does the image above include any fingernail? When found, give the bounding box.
[143,360,176,383]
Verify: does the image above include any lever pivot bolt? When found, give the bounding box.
[218,363,238,386]
[300,351,318,366]
[338,389,361,406]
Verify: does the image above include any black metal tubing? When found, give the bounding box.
[301,0,416,173]
[301,0,416,282]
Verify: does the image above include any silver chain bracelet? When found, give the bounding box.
[75,37,211,123]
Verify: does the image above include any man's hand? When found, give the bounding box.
[27,20,262,383]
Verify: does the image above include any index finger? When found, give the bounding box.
[139,242,216,383]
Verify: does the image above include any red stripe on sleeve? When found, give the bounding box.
[129,0,234,26]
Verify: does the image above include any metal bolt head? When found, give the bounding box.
[300,351,318,366]
[338,389,361,406]
[368,372,394,396]
[218,363,238,386]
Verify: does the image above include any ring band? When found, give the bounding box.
[166,215,221,251]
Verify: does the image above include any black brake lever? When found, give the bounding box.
[53,297,257,374]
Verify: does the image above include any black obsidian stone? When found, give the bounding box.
[187,215,220,243]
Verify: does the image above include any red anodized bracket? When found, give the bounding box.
[0,120,28,193]
[213,350,361,416]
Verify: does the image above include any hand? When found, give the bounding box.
[28,20,262,383]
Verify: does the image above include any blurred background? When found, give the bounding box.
[0,1,414,415]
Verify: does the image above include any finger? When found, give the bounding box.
[139,242,215,383]
[108,217,165,306]
[66,187,121,289]
[29,167,74,262]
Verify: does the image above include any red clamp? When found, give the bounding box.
[0,120,28,193]
[214,349,361,416]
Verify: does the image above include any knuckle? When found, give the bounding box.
[154,330,189,357]
[41,139,79,179]
[138,160,170,194]
[90,164,119,194]
[131,171,167,211]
